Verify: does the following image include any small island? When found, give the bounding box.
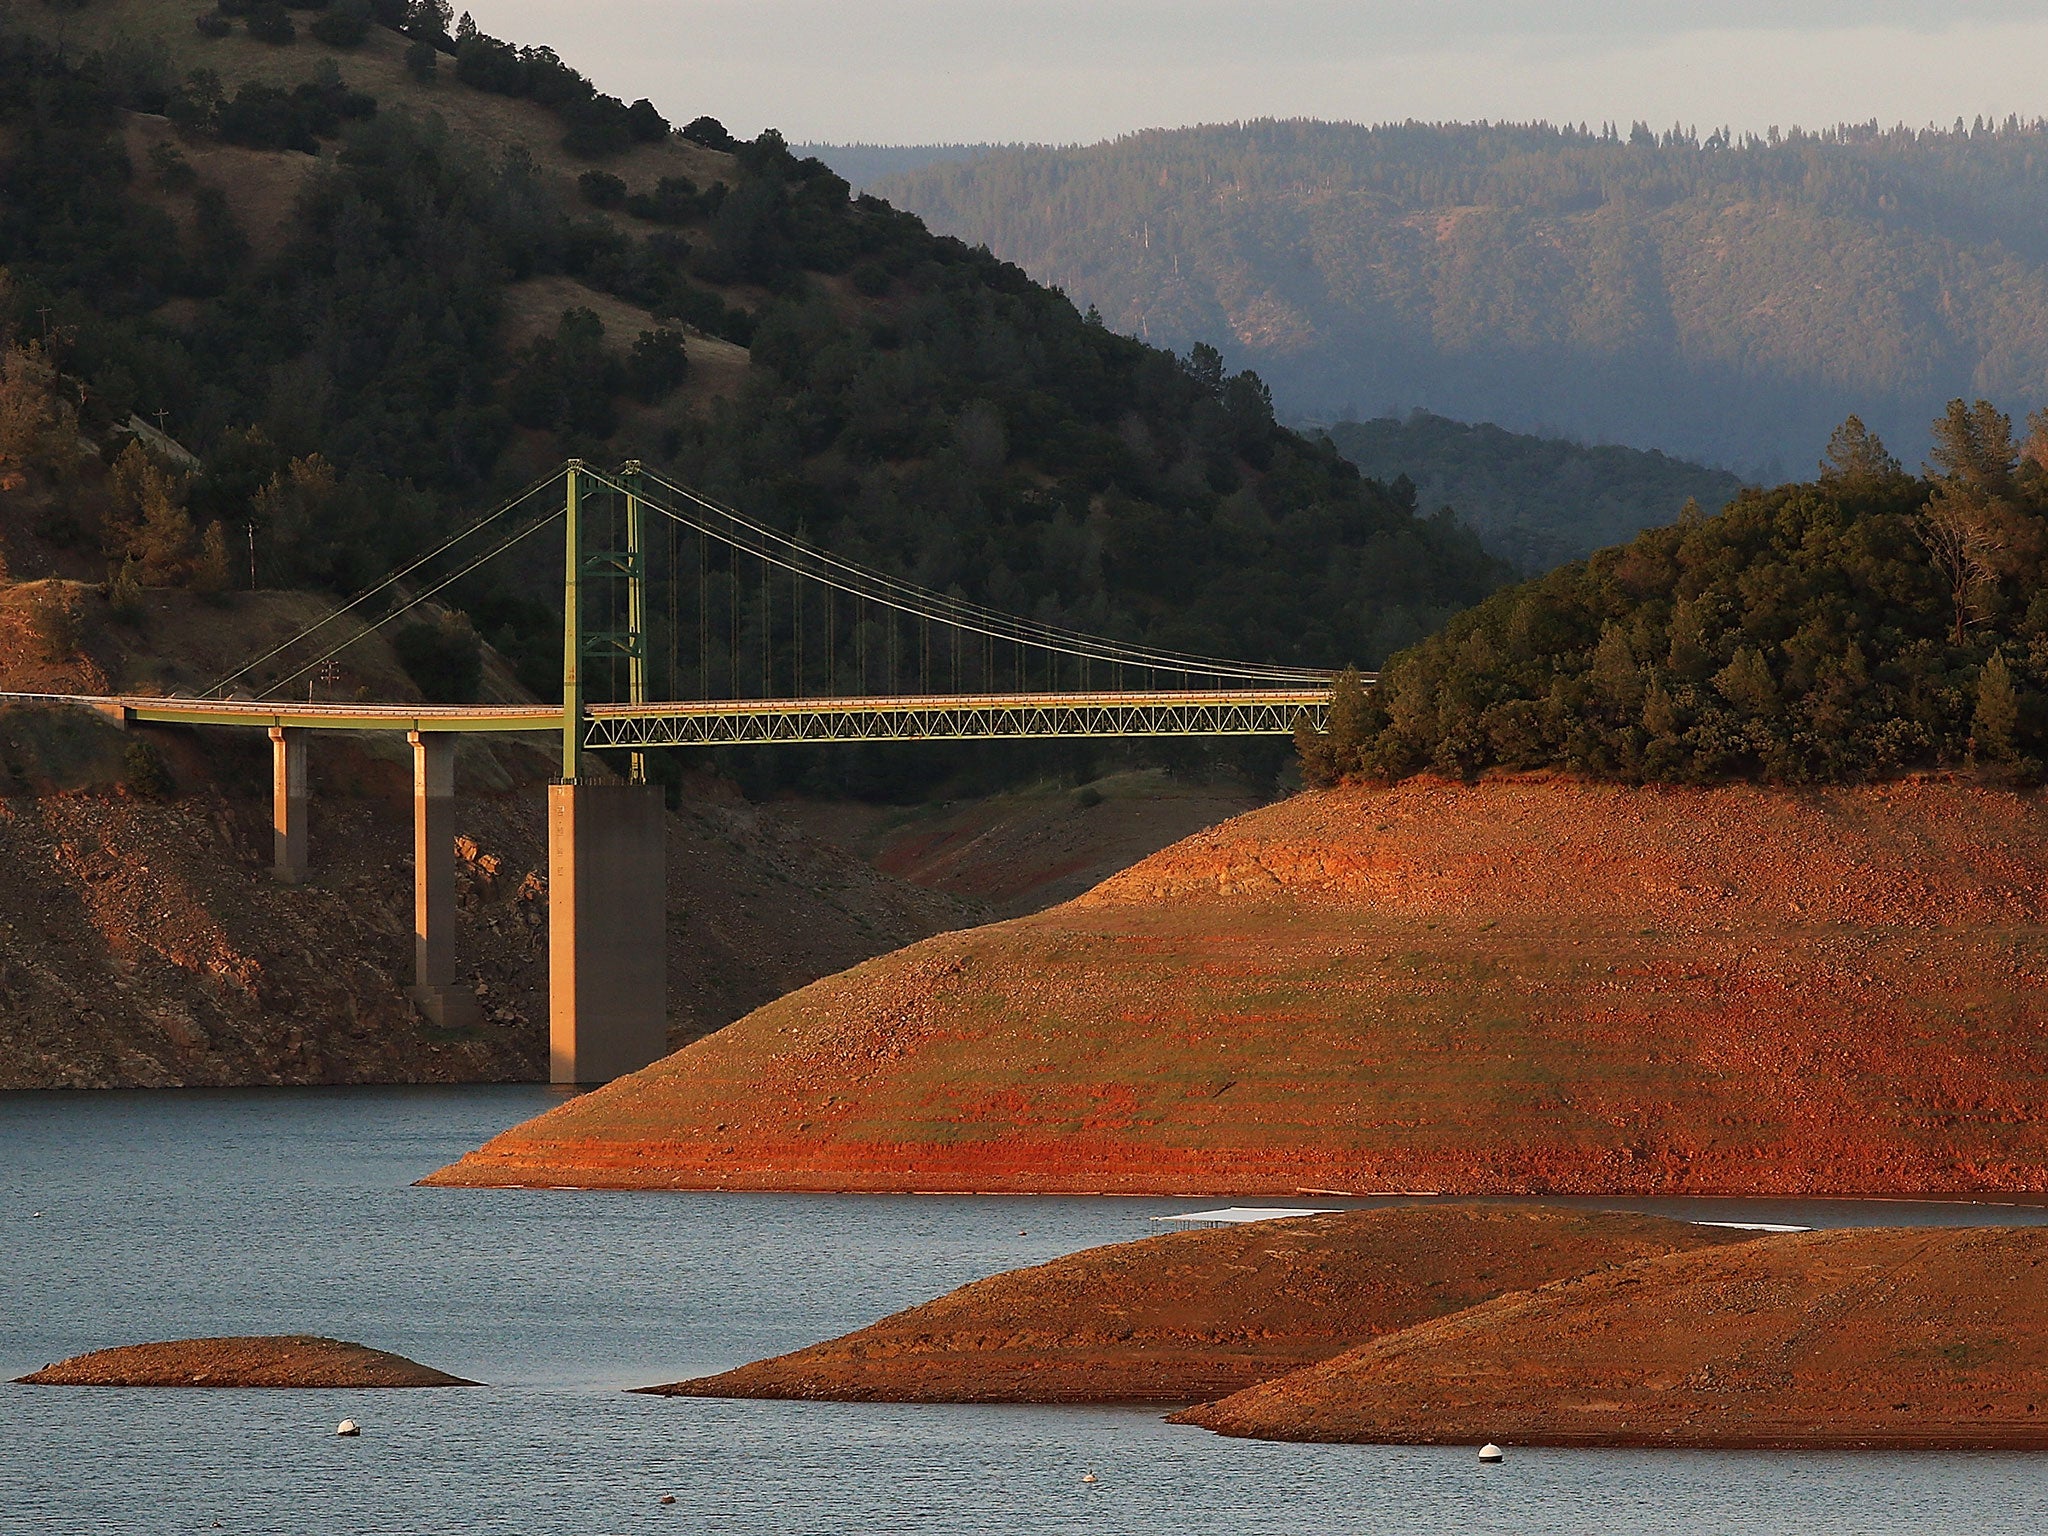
[17,1336,479,1389]
[642,1205,1746,1403]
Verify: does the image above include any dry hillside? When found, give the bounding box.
[428,775,2048,1194]
[780,769,1265,918]
[1179,1225,2048,1450]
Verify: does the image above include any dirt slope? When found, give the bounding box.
[1177,1225,2048,1450]
[19,1336,474,1388]
[780,769,1263,917]
[426,776,2048,1194]
[646,1204,1748,1403]
[0,711,968,1090]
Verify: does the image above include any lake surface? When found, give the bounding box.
[5,1086,2048,1534]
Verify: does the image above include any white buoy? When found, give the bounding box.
[1081,1472,1098,1484]
[335,1419,361,1437]
[1478,1443,1504,1463]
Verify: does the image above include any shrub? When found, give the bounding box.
[404,38,438,80]
[309,2,371,47]
[123,741,173,799]
[624,176,700,225]
[26,589,79,662]
[393,615,482,703]
[625,98,668,143]
[107,562,145,625]
[681,115,736,152]
[244,3,296,43]
[194,11,233,38]
[625,329,688,401]
[561,96,633,160]
[577,170,626,209]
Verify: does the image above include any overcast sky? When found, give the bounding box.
[453,1,2048,145]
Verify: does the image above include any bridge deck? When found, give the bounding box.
[0,687,1339,744]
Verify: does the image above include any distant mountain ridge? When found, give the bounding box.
[1326,413,1746,572]
[869,118,2048,471]
[800,142,1003,192]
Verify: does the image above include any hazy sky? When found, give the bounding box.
[454,1,2048,145]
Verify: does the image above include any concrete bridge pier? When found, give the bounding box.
[548,781,666,1085]
[409,730,479,1029]
[268,727,308,883]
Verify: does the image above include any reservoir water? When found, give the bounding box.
[5,1085,2048,1534]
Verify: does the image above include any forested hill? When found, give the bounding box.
[1296,407,2048,789]
[1325,414,1745,572]
[0,3,1504,794]
[873,119,2048,473]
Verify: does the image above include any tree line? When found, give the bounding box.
[1299,403,2048,788]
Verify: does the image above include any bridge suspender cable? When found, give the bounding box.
[615,462,1325,681]
[578,463,1327,688]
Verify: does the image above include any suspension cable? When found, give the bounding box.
[255,505,565,701]
[206,467,568,698]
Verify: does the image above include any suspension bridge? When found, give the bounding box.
[9,461,1344,1084]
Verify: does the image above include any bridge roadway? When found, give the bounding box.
[20,685,1338,744]
[1,682,1339,1083]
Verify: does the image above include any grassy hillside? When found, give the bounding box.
[873,119,2048,471]
[1325,412,1745,571]
[0,6,1505,803]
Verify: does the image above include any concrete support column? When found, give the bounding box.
[549,781,666,1085]
[408,730,477,1029]
[268,727,308,884]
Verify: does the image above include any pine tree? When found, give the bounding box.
[1295,666,1372,787]
[1927,398,2017,497]
[193,522,231,598]
[1818,414,1901,486]
[1974,650,2019,761]
[1712,646,1779,717]
[133,472,196,584]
